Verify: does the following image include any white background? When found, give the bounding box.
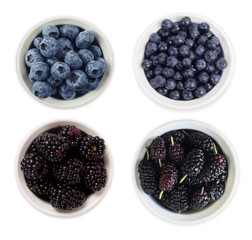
[0,0,250,239]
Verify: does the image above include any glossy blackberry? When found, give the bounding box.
[207,183,225,203]
[83,161,107,191]
[182,175,203,186]
[52,158,84,185]
[162,130,186,145]
[138,157,159,195]
[49,183,86,210]
[169,184,189,213]
[21,153,48,180]
[217,168,228,182]
[151,189,171,209]
[79,135,105,161]
[149,136,167,166]
[168,137,184,163]
[190,187,209,210]
[32,132,68,163]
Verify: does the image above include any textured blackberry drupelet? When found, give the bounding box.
[83,161,107,191]
[190,187,209,210]
[152,189,171,209]
[162,130,186,145]
[52,158,84,185]
[168,137,184,163]
[49,183,86,210]
[217,168,228,182]
[31,132,68,163]
[21,153,48,179]
[207,183,225,203]
[169,184,189,213]
[159,164,178,194]
[79,135,106,162]
[138,158,159,195]
[149,136,167,166]
[200,155,227,182]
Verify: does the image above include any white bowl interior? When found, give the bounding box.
[134,120,238,224]
[16,119,113,217]
[17,16,114,108]
[134,13,235,109]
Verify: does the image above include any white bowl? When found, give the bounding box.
[134,13,235,109]
[17,16,114,108]
[134,120,238,224]
[15,119,113,217]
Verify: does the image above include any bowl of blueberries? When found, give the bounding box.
[134,13,234,109]
[17,16,114,108]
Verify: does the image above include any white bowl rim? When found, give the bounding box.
[133,12,235,110]
[17,15,114,109]
[134,119,239,224]
[15,118,113,217]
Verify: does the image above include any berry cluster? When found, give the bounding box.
[141,16,228,100]
[20,125,107,211]
[138,129,228,213]
[25,24,106,100]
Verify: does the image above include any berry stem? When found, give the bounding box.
[171,136,174,146]
[216,179,220,184]
[182,130,189,136]
[179,174,188,184]
[159,190,164,200]
[159,159,162,167]
[145,147,149,160]
[213,143,218,155]
[201,187,204,195]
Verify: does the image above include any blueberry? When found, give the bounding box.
[59,25,79,40]
[66,70,88,91]
[216,58,228,70]
[96,57,107,71]
[197,72,209,84]
[158,42,168,52]
[42,25,59,38]
[30,62,50,81]
[176,81,184,90]
[59,84,76,100]
[181,57,192,68]
[182,89,194,100]
[204,50,217,63]
[146,42,158,54]
[75,30,95,49]
[149,55,158,66]
[179,45,190,57]
[85,78,101,91]
[165,79,176,90]
[179,16,192,27]
[46,75,63,87]
[169,90,180,100]
[157,52,167,64]
[150,33,161,43]
[45,57,59,67]
[198,22,210,33]
[64,50,83,69]
[174,35,185,46]
[205,63,216,73]
[145,69,154,79]
[167,36,176,45]
[157,87,168,96]
[158,29,169,39]
[189,23,200,40]
[25,48,44,68]
[85,60,105,78]
[195,45,206,56]
[78,49,94,66]
[168,46,178,56]
[194,85,207,98]
[171,22,180,34]
[205,83,214,92]
[51,62,71,80]
[141,59,152,70]
[185,38,194,48]
[184,78,197,91]
[154,65,163,75]
[161,19,174,32]
[210,72,221,84]
[32,81,53,98]
[88,45,102,58]
[149,75,166,88]
[33,37,43,49]
[197,35,208,45]
[39,37,59,57]
[195,59,207,71]
[182,68,195,78]
[162,67,174,78]
[56,38,74,60]
[206,37,219,49]
[28,72,36,85]
[166,56,178,67]
[189,50,198,61]
[173,71,183,81]
[178,31,187,39]
[214,46,222,55]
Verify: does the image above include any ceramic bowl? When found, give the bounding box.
[134,120,238,224]
[17,16,114,108]
[15,119,113,217]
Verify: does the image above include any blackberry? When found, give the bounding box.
[149,136,167,166]
[151,189,171,209]
[49,183,86,210]
[80,135,106,162]
[190,187,209,210]
[169,185,189,213]
[200,154,227,182]
[83,161,107,191]
[52,158,84,185]
[32,132,68,163]
[168,136,184,163]
[162,130,185,145]
[182,175,203,186]
[21,153,48,180]
[217,168,228,182]
[207,183,225,203]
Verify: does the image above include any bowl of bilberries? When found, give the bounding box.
[15,119,113,217]
[134,13,234,109]
[17,16,113,108]
[134,120,238,224]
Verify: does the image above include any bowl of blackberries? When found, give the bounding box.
[135,120,238,224]
[134,13,234,109]
[17,16,113,108]
[16,120,113,217]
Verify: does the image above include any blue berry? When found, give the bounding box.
[176,81,184,90]
[179,45,190,57]
[168,46,178,56]
[149,75,166,89]
[189,23,200,40]
[216,58,228,70]
[64,50,83,69]
[85,60,105,78]
[205,63,216,73]
[88,45,102,58]
[42,25,59,38]
[150,33,161,43]
[30,62,50,81]
[32,81,53,98]
[185,38,194,48]
[165,79,176,90]
[173,71,183,81]
[51,62,71,80]
[195,59,207,71]
[174,35,185,46]
[159,42,168,52]
[78,49,94,66]
[59,84,76,100]
[25,48,44,68]
[198,22,210,33]
[171,22,181,34]
[182,68,195,78]
[154,65,163,75]
[195,45,206,56]
[206,37,219,50]
[197,72,209,84]
[39,37,59,58]
[66,70,88,91]
[157,52,167,64]
[182,89,194,100]
[75,30,94,49]
[180,16,192,27]
[56,38,74,60]
[210,72,221,85]
[146,42,158,54]
[28,72,36,85]
[194,85,207,98]
[157,87,168,96]
[205,83,214,92]
[141,59,152,70]
[169,90,180,100]
[96,57,107,71]
[59,25,79,40]
[197,35,208,45]
[46,75,63,87]
[181,57,192,67]
[184,78,197,91]
[45,57,59,67]
[166,56,178,67]
[162,67,174,78]
[161,19,174,31]
[85,78,101,91]
[33,37,43,49]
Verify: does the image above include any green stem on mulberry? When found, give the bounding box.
[179,174,188,184]
[213,143,218,155]
[216,179,220,184]
[159,190,164,200]
[145,147,149,160]
[159,159,162,167]
[201,187,204,194]
[182,130,189,136]
[171,136,174,146]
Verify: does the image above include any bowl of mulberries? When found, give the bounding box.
[17,16,114,108]
[135,120,238,224]
[134,13,234,109]
[16,119,113,217]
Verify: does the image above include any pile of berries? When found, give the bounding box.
[138,129,228,213]
[141,16,228,100]
[20,125,107,211]
[24,24,106,100]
